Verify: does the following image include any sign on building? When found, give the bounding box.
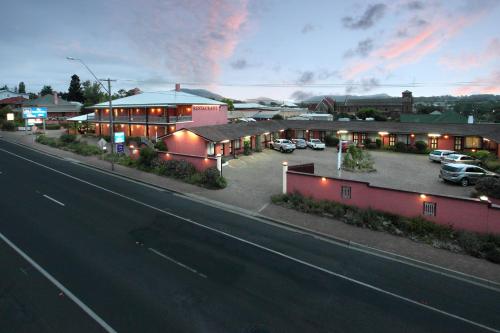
[6,113,14,121]
[22,107,47,119]
[114,132,125,143]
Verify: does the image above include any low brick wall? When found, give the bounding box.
[286,164,500,235]
[158,151,217,172]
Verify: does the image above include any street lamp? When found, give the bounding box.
[67,57,116,170]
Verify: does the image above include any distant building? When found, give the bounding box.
[0,88,29,100]
[228,103,305,121]
[19,93,82,121]
[336,91,414,117]
[400,110,467,124]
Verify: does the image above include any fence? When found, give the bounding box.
[286,163,500,234]
[158,151,217,172]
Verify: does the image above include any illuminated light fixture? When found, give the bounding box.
[321,177,327,182]
[263,132,270,135]
[420,194,427,199]
[129,145,134,149]
[479,195,489,201]
[337,130,348,134]
[378,131,389,136]
[95,109,98,112]
[471,149,476,152]
[244,136,251,140]
[105,109,109,112]
[428,133,441,137]
[282,161,288,166]
[120,124,124,128]
[279,129,285,132]
[204,158,208,161]
[220,139,230,143]
[484,138,490,142]
[166,153,170,157]
[136,108,139,112]
[444,135,449,139]
[410,134,415,138]
[106,124,110,127]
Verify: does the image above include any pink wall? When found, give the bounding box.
[158,152,217,172]
[287,170,500,234]
[437,136,454,150]
[163,129,208,156]
[180,105,228,129]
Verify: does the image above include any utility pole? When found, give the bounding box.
[106,78,115,171]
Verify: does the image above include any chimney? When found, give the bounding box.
[467,115,474,124]
[175,83,181,92]
[53,91,58,105]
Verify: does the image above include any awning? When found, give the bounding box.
[67,114,95,122]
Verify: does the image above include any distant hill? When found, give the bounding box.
[179,88,225,101]
[301,94,392,103]
[245,97,282,105]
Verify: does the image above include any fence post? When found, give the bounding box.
[216,154,222,176]
[282,161,288,194]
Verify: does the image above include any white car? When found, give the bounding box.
[307,139,326,150]
[429,150,456,162]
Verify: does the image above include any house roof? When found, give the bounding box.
[0,96,26,104]
[20,94,81,113]
[165,120,500,143]
[233,103,272,110]
[400,111,467,124]
[91,91,226,108]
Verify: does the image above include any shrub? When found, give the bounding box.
[474,176,500,199]
[325,135,340,147]
[343,145,375,171]
[415,140,427,153]
[467,150,493,162]
[243,141,252,155]
[1,121,15,131]
[154,140,167,151]
[174,160,196,179]
[394,141,407,152]
[45,123,62,130]
[375,138,382,148]
[137,147,157,169]
[363,138,372,146]
[200,167,227,189]
[272,114,284,120]
[484,160,500,173]
[60,133,77,143]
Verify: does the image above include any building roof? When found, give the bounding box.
[233,103,272,110]
[400,111,467,124]
[91,91,226,108]
[21,94,81,113]
[166,120,500,143]
[343,98,402,106]
[0,96,26,104]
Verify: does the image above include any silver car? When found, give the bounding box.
[429,150,456,162]
[270,139,296,153]
[291,138,307,149]
[441,153,480,165]
[439,163,498,186]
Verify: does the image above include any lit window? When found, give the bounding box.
[234,139,241,149]
[464,136,481,149]
[423,202,436,216]
[430,137,438,149]
[454,137,462,151]
[207,142,215,155]
[341,186,351,199]
[389,134,396,146]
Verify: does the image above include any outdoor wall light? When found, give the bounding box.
[420,194,427,199]
[280,129,285,132]
[263,132,270,135]
[410,134,415,138]
[484,138,490,142]
[337,130,348,134]
[472,149,477,152]
[378,131,389,136]
[282,161,288,166]
[220,139,230,143]
[129,145,134,149]
[444,135,449,139]
[479,195,489,201]
[321,177,327,181]
[428,133,441,137]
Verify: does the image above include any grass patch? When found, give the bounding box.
[271,192,500,264]
[36,134,102,156]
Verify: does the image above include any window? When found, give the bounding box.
[361,133,366,143]
[430,137,438,149]
[423,202,436,216]
[353,133,359,144]
[389,134,396,146]
[295,130,305,139]
[341,186,351,199]
[454,136,462,151]
[207,142,215,155]
[464,136,481,149]
[234,139,241,149]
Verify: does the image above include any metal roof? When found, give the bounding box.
[91,91,226,108]
[233,103,272,110]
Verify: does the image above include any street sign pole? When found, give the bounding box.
[42,118,46,133]
[107,78,115,171]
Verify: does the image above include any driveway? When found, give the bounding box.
[219,148,471,211]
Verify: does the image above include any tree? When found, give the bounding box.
[18,82,26,93]
[356,108,387,121]
[1,84,8,90]
[40,85,53,96]
[82,80,106,106]
[221,98,234,111]
[67,74,84,103]
[272,114,284,120]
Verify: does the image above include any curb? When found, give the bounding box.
[2,135,500,290]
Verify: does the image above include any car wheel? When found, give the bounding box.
[280,147,284,153]
[460,178,469,187]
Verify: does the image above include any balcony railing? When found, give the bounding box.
[94,114,192,124]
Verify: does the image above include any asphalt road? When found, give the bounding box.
[0,138,499,333]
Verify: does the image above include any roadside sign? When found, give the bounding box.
[6,113,14,121]
[117,143,124,153]
[22,107,47,119]
[97,138,107,150]
[114,132,125,143]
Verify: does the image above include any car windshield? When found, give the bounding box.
[447,154,459,159]
[442,165,463,172]
[430,150,441,155]
[311,139,320,143]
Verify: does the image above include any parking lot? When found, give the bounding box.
[221,147,471,211]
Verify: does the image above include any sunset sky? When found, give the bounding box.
[1,0,499,100]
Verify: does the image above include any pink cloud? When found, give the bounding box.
[453,71,500,95]
[440,38,500,70]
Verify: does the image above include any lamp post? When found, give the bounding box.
[66,57,116,170]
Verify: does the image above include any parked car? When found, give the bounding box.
[270,139,296,153]
[307,139,326,150]
[441,154,480,165]
[291,138,307,149]
[439,163,498,186]
[337,140,354,152]
[429,149,456,162]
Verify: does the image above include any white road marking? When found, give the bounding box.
[257,203,269,213]
[1,147,499,333]
[43,194,65,207]
[0,231,117,333]
[149,248,207,279]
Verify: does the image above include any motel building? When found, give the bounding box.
[89,85,227,139]
[161,120,500,162]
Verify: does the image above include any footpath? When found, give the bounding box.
[2,130,500,285]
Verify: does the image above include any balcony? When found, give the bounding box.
[94,114,192,124]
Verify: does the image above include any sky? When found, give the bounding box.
[1,0,499,101]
